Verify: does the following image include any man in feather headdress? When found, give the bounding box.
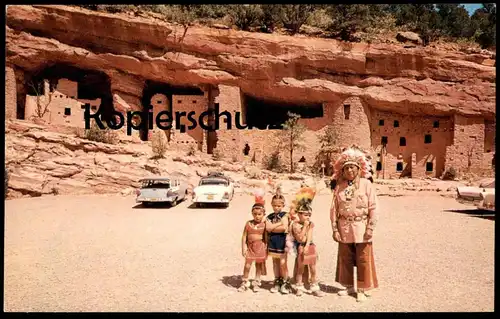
[330,146,379,302]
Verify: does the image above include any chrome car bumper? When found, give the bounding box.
[136,196,176,203]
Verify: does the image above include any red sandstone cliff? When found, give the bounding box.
[5,5,496,120]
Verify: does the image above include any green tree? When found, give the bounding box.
[436,4,475,39]
[471,3,496,48]
[260,5,285,33]
[281,112,306,173]
[326,4,376,41]
[228,4,263,31]
[280,5,317,35]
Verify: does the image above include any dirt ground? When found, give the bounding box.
[4,193,494,312]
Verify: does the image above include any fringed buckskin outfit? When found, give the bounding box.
[244,221,267,263]
[331,147,379,292]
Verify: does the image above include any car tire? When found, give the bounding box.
[142,202,151,208]
[171,198,178,207]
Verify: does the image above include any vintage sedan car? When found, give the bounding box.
[136,176,189,207]
[456,178,495,212]
[192,172,235,207]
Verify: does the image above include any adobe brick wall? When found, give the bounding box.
[170,94,208,150]
[445,114,486,175]
[5,66,17,120]
[25,79,100,128]
[213,85,244,161]
[371,110,453,179]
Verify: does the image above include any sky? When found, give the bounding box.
[462,3,483,15]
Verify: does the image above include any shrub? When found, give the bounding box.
[151,131,169,159]
[187,144,197,156]
[212,148,223,161]
[263,150,284,172]
[442,166,457,180]
[83,123,118,144]
[228,4,263,31]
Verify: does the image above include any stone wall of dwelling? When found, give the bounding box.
[6,66,17,120]
[329,96,372,152]
[169,94,208,151]
[445,114,486,174]
[212,85,244,161]
[25,90,101,129]
[484,120,495,153]
[370,110,453,179]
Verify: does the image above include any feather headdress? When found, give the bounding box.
[295,186,316,213]
[333,146,372,181]
[253,188,266,208]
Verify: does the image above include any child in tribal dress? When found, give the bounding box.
[291,187,324,297]
[239,191,268,292]
[266,193,290,294]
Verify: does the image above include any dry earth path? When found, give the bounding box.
[4,194,494,312]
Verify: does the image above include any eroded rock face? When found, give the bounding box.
[5,5,496,119]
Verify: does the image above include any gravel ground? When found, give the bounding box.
[4,193,494,312]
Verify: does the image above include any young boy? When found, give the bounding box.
[265,193,290,294]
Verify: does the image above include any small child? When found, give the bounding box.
[266,192,290,294]
[288,198,310,291]
[239,189,268,292]
[291,187,324,297]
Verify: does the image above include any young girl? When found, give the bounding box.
[291,187,324,297]
[239,189,268,292]
[265,191,290,294]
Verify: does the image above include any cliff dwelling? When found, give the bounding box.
[4,5,495,180]
[22,64,114,128]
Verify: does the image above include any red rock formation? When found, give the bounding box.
[5,5,496,120]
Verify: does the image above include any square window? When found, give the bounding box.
[424,134,432,144]
[394,120,399,127]
[193,100,197,104]
[344,104,350,120]
[379,119,384,126]
[426,162,433,172]
[64,108,71,116]
[399,137,406,146]
[178,100,182,104]
[377,153,381,157]
[433,120,439,128]
[91,105,97,111]
[157,100,162,104]
[376,162,382,171]
[381,136,388,144]
[396,162,403,172]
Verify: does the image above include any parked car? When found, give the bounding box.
[456,178,495,212]
[192,172,235,207]
[136,176,189,207]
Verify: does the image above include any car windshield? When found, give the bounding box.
[142,180,170,189]
[199,179,228,186]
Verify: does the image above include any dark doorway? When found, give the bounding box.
[242,94,323,129]
[243,143,250,156]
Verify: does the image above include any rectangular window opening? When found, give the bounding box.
[400,137,406,146]
[424,134,432,144]
[394,120,399,128]
[64,107,71,116]
[433,120,439,128]
[426,162,433,172]
[396,162,403,172]
[381,136,388,145]
[379,119,384,126]
[376,162,382,171]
